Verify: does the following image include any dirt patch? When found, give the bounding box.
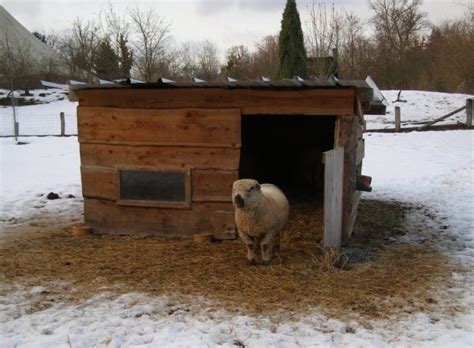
[0,199,461,319]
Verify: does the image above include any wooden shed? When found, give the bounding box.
[71,79,372,247]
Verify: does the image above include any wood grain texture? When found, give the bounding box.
[80,144,240,170]
[356,139,365,165]
[84,198,234,238]
[75,88,355,115]
[212,210,237,240]
[192,170,238,202]
[81,166,238,203]
[336,115,360,243]
[78,107,241,147]
[323,147,344,249]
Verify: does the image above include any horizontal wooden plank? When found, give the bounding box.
[81,166,238,203]
[84,198,234,238]
[80,144,240,170]
[81,166,116,200]
[192,170,238,202]
[78,107,241,147]
[75,88,355,116]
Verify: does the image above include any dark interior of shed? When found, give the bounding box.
[239,115,336,201]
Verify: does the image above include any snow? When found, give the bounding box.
[366,90,473,130]
[1,91,474,347]
[0,136,82,231]
[0,88,77,136]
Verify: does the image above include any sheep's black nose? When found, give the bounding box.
[234,194,244,208]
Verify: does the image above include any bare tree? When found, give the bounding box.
[170,41,199,81]
[252,35,279,79]
[369,0,428,87]
[341,12,364,79]
[0,29,35,92]
[222,45,253,79]
[305,2,346,78]
[129,7,171,82]
[195,40,220,81]
[57,19,101,81]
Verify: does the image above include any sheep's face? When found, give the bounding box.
[232,179,262,209]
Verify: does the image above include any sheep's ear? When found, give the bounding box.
[255,183,261,191]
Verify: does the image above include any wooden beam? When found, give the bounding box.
[78,107,241,147]
[467,98,473,127]
[75,88,355,116]
[356,139,365,165]
[336,114,359,243]
[395,106,401,132]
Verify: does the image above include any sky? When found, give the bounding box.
[1,0,469,56]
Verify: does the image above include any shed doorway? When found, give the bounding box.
[239,115,336,196]
[239,115,338,245]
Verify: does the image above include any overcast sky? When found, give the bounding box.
[1,0,468,56]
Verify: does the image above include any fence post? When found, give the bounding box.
[395,106,401,132]
[14,122,19,139]
[60,112,65,136]
[467,99,473,127]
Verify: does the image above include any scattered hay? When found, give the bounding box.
[0,199,462,320]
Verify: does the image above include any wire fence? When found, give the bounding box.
[0,110,77,137]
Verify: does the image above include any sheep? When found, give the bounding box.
[232,179,289,265]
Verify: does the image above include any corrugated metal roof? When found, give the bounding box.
[69,77,376,103]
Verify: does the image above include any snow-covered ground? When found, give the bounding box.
[1,92,473,347]
[0,89,77,136]
[366,90,473,130]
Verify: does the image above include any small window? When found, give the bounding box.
[117,169,191,208]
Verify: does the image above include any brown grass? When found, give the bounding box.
[0,198,460,320]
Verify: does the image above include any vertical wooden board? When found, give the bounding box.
[78,107,241,146]
[336,115,359,243]
[323,147,344,248]
[356,139,365,165]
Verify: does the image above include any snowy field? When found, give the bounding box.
[1,92,473,347]
[0,89,77,136]
[366,90,473,130]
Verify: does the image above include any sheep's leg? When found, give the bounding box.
[273,231,281,252]
[239,231,257,265]
[260,232,275,266]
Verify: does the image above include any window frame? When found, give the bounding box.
[116,167,192,209]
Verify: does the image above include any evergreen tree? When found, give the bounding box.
[277,0,307,79]
[118,34,133,78]
[95,39,120,80]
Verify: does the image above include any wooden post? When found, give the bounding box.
[467,99,473,127]
[60,112,65,136]
[395,106,401,132]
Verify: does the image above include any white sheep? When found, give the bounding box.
[232,179,289,265]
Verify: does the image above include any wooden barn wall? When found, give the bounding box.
[76,87,361,240]
[336,94,365,244]
[78,106,241,237]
